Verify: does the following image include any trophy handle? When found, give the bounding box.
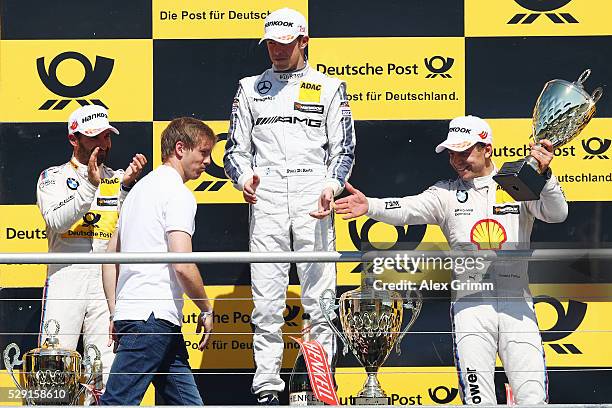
[319,289,351,356]
[395,290,423,355]
[3,343,26,394]
[72,344,101,404]
[576,69,591,87]
[591,87,603,103]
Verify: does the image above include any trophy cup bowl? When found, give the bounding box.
[3,319,99,405]
[320,287,422,405]
[493,69,603,201]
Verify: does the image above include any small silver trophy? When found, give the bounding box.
[320,277,422,405]
[3,319,101,405]
[494,69,603,200]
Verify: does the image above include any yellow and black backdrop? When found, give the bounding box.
[1,0,611,405]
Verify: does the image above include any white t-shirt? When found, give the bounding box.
[114,164,196,326]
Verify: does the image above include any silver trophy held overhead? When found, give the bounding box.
[494,69,603,201]
[320,283,422,405]
[3,319,101,405]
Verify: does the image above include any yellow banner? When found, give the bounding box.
[181,285,304,369]
[153,0,307,39]
[153,120,243,204]
[465,0,612,37]
[0,205,47,287]
[309,37,465,120]
[488,118,612,201]
[0,40,152,122]
[336,366,461,405]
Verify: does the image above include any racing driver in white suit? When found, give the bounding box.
[335,115,568,405]
[36,105,146,398]
[223,8,356,404]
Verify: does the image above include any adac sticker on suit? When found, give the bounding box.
[153,121,243,204]
[0,40,152,122]
[309,37,465,120]
[153,0,307,39]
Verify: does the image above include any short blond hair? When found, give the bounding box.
[161,117,217,162]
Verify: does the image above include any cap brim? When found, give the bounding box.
[435,139,477,153]
[258,34,298,45]
[81,126,120,137]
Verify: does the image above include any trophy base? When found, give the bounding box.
[354,396,391,405]
[493,159,546,201]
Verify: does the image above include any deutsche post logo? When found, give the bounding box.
[534,295,587,355]
[470,219,507,250]
[508,0,578,24]
[424,56,454,79]
[37,51,114,110]
[582,137,610,159]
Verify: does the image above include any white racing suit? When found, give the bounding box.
[366,171,568,404]
[36,157,127,393]
[224,63,356,394]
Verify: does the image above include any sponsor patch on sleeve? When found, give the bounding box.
[231,98,239,113]
[385,200,401,210]
[340,100,352,117]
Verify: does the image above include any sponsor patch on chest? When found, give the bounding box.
[492,204,520,215]
[298,81,322,102]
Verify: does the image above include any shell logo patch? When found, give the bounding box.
[470,218,507,250]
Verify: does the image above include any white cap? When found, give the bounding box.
[67,105,119,137]
[435,115,492,153]
[259,8,307,45]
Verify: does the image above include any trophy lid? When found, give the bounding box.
[24,319,82,359]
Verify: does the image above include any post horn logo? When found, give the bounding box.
[37,51,114,110]
[424,56,454,79]
[534,295,587,354]
[82,212,102,227]
[194,133,232,193]
[582,137,610,159]
[470,219,507,250]
[508,0,578,24]
[348,218,426,273]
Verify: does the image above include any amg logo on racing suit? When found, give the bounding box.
[493,204,520,215]
[265,20,293,27]
[448,127,472,134]
[466,367,482,404]
[385,200,401,209]
[255,116,322,128]
[294,102,324,114]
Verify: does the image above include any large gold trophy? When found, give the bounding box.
[320,275,422,405]
[3,319,101,405]
[494,69,603,200]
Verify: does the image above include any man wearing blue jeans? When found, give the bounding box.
[100,118,217,405]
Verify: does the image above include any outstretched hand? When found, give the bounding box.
[333,182,369,220]
[122,153,147,188]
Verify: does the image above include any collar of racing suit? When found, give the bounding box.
[271,63,310,83]
[69,156,108,181]
[463,167,498,190]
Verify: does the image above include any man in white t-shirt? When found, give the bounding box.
[100,117,217,405]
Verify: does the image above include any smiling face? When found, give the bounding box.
[266,36,308,71]
[448,143,493,180]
